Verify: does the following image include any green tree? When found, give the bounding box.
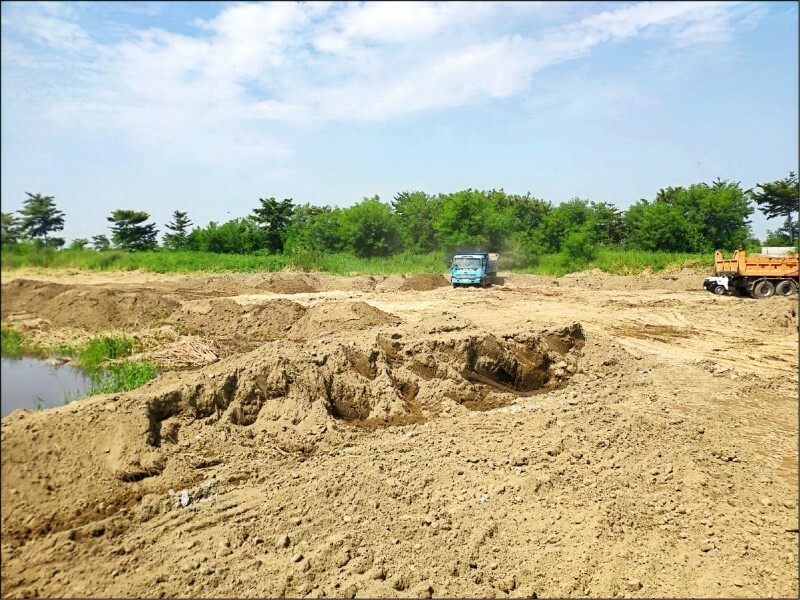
[562,228,598,263]
[532,198,593,253]
[162,210,193,250]
[624,199,701,252]
[749,172,799,246]
[589,201,626,246]
[1,212,22,245]
[18,193,65,245]
[433,189,513,250]
[392,191,439,253]
[251,197,295,253]
[107,210,158,251]
[625,181,752,252]
[69,238,89,250]
[339,196,401,257]
[92,234,111,251]
[285,204,347,253]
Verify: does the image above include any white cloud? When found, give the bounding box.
[2,1,757,171]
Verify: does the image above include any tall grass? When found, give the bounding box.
[1,245,711,276]
[515,249,711,277]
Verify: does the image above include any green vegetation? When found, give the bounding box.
[1,326,46,358]
[1,327,157,399]
[75,335,135,369]
[18,192,65,247]
[2,172,795,276]
[86,361,158,396]
[750,171,799,246]
[162,210,193,250]
[514,249,710,277]
[108,209,159,251]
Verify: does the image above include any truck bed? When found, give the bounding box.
[714,250,799,278]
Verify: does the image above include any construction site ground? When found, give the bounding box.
[1,268,798,598]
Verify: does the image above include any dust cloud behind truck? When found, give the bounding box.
[450,252,499,288]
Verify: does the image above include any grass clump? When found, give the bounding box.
[75,335,134,369]
[1,326,45,358]
[1,326,156,398]
[87,361,158,396]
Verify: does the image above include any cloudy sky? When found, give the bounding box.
[1,1,797,242]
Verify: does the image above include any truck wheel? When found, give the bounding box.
[751,279,775,298]
[775,280,797,296]
[712,285,726,295]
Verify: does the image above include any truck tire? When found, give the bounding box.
[712,284,726,295]
[751,279,775,298]
[775,280,797,296]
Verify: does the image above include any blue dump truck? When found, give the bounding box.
[450,252,499,288]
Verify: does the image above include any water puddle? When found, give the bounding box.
[1,358,92,417]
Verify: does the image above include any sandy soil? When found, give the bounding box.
[1,268,798,598]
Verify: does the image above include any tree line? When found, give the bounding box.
[2,172,797,262]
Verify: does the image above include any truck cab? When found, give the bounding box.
[450,252,499,288]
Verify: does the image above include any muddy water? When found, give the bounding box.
[1,358,92,417]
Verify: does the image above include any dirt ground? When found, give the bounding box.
[1,268,798,598]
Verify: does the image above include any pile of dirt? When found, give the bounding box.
[556,269,705,292]
[2,319,797,598]
[318,275,381,293]
[288,301,401,340]
[0,320,583,540]
[397,274,450,292]
[170,298,306,340]
[255,273,321,294]
[1,280,179,332]
[747,296,799,331]
[374,275,407,292]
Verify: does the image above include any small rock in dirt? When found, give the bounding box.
[760,497,773,508]
[277,534,291,549]
[292,553,304,563]
[179,490,192,508]
[410,583,434,599]
[290,517,302,526]
[625,579,643,591]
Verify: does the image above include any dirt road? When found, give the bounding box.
[1,269,797,598]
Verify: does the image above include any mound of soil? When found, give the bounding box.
[256,273,320,294]
[556,269,704,292]
[170,298,306,340]
[398,274,450,292]
[288,301,401,340]
[0,321,584,541]
[1,280,179,331]
[318,275,381,293]
[374,274,407,292]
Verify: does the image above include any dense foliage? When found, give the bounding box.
[3,174,796,269]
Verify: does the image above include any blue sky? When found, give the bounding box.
[1,1,797,243]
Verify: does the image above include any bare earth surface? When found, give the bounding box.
[1,268,798,598]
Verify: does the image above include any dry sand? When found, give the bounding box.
[1,268,797,598]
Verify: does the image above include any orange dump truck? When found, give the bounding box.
[703,249,799,298]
